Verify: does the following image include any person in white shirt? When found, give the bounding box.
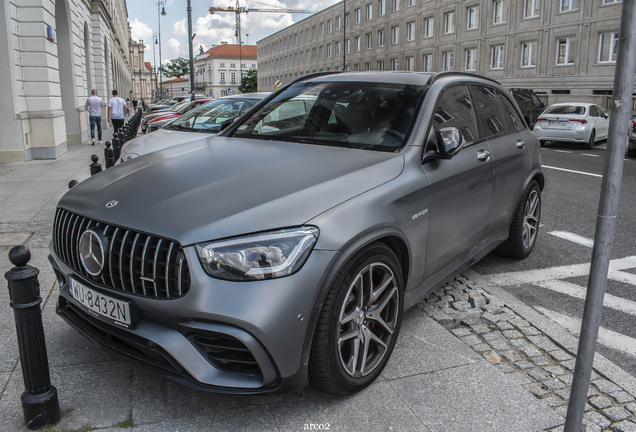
[85,89,105,145]
[108,89,129,137]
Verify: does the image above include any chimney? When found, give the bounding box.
[221,41,228,45]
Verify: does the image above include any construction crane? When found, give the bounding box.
[209,1,316,46]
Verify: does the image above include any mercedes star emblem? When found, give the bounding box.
[105,200,118,208]
[79,230,105,276]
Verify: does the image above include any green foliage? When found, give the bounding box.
[117,417,134,429]
[239,69,258,93]
[158,57,190,78]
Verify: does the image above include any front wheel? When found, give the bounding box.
[495,180,541,259]
[309,242,404,394]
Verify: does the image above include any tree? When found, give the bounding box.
[239,69,258,93]
[159,58,189,78]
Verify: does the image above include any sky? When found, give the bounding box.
[127,0,340,67]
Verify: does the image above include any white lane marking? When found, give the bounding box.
[582,153,601,158]
[548,231,594,248]
[542,165,603,178]
[554,150,573,153]
[535,306,636,358]
[487,256,636,286]
[610,270,636,286]
[535,280,636,317]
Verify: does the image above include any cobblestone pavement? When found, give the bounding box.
[420,275,636,432]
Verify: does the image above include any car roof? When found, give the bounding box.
[294,71,501,87]
[549,102,593,107]
[221,92,270,99]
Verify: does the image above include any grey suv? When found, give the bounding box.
[49,71,544,395]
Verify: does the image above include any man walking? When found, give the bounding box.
[108,89,129,136]
[85,89,105,145]
[132,97,138,111]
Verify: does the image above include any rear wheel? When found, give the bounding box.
[495,180,541,259]
[539,140,547,148]
[585,130,595,149]
[309,242,404,394]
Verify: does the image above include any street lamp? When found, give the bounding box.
[157,0,167,97]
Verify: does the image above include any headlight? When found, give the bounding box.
[195,226,319,281]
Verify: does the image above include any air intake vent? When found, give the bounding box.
[189,333,262,376]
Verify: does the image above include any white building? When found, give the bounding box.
[193,42,257,98]
[130,38,157,101]
[160,77,190,98]
[0,0,133,162]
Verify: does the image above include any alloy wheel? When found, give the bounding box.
[337,262,399,377]
[522,189,540,249]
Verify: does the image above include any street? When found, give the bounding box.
[472,140,636,377]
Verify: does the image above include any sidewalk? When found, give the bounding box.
[0,137,633,431]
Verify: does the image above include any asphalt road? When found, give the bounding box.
[471,139,636,377]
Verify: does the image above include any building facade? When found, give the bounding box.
[130,37,157,101]
[0,0,133,162]
[193,43,257,98]
[160,77,190,97]
[257,0,629,108]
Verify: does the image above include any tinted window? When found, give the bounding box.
[167,99,250,132]
[232,81,426,152]
[499,92,525,130]
[471,85,511,138]
[431,85,479,144]
[545,105,586,115]
[531,94,543,109]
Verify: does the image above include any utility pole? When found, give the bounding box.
[563,1,636,431]
[342,0,346,71]
[157,1,166,97]
[187,0,195,97]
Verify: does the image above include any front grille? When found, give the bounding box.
[53,208,191,299]
[189,333,262,376]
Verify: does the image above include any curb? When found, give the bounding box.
[462,268,636,399]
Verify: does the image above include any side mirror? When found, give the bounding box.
[422,127,464,164]
[542,101,547,108]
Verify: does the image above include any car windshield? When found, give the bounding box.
[166,98,254,132]
[545,105,586,115]
[231,81,426,152]
[174,101,201,114]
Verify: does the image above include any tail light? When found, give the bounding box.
[569,119,587,124]
[537,118,547,122]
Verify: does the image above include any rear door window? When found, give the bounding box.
[431,85,479,145]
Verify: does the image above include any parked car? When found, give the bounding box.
[628,114,636,157]
[510,88,546,129]
[532,103,609,149]
[145,98,212,133]
[144,96,189,114]
[119,93,269,162]
[50,71,544,395]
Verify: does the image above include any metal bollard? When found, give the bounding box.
[5,246,61,430]
[104,141,114,168]
[112,133,121,162]
[89,154,102,176]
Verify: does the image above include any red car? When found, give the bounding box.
[146,98,212,132]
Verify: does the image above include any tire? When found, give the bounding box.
[539,140,546,148]
[495,180,541,259]
[309,242,404,395]
[585,130,595,149]
[627,145,636,158]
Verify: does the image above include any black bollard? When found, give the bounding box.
[68,180,78,190]
[112,133,121,162]
[5,246,61,430]
[89,154,102,176]
[104,141,114,168]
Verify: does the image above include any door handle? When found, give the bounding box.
[476,150,491,162]
[516,140,526,149]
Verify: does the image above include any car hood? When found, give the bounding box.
[59,137,404,246]
[120,128,208,157]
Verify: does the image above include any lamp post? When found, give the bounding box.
[153,32,158,98]
[187,0,195,98]
[157,0,166,98]
[342,0,346,71]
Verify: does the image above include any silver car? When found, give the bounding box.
[532,102,609,149]
[49,72,543,395]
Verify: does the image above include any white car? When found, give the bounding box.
[532,103,609,149]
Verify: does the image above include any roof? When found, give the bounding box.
[145,62,152,72]
[202,44,257,59]
[162,77,189,84]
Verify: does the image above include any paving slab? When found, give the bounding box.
[381,308,479,380]
[388,361,564,432]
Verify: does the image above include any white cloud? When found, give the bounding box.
[129,18,154,56]
[173,18,187,36]
[168,38,181,58]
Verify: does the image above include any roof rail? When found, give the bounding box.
[290,70,344,85]
[426,71,501,86]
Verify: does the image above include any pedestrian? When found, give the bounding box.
[141,99,146,110]
[132,97,138,111]
[125,98,132,115]
[108,89,129,136]
[85,89,105,145]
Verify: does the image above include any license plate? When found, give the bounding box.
[550,121,567,126]
[67,277,133,328]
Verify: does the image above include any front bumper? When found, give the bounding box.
[50,244,337,394]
